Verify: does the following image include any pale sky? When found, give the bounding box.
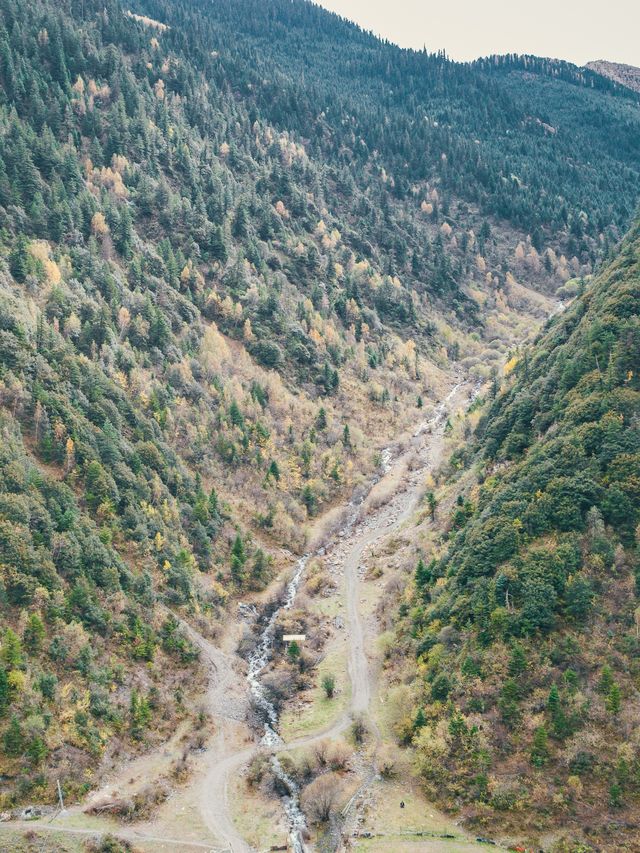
[313,0,640,68]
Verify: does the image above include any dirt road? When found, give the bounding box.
[178,621,255,853]
[345,381,469,721]
[286,381,471,749]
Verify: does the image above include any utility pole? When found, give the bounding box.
[57,779,65,813]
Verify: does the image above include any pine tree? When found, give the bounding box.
[48,24,70,87]
[415,558,432,587]
[251,549,268,584]
[27,735,47,766]
[608,782,622,808]
[606,682,622,716]
[508,644,527,677]
[85,461,112,511]
[232,204,249,239]
[547,684,570,739]
[3,715,24,757]
[229,400,245,428]
[230,534,246,583]
[287,640,300,662]
[530,725,549,767]
[430,673,451,701]
[38,672,57,701]
[426,492,437,522]
[547,684,560,716]
[448,712,468,742]
[35,126,57,178]
[499,678,521,726]
[115,205,134,258]
[9,235,30,282]
[17,150,40,202]
[599,665,614,694]
[23,613,45,654]
[208,225,228,263]
[321,673,336,698]
[267,460,280,481]
[461,655,480,678]
[209,488,220,518]
[1,628,23,669]
[149,307,170,348]
[302,484,317,516]
[129,690,152,739]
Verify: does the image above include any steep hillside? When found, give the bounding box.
[395,221,640,848]
[587,60,640,94]
[0,0,638,815]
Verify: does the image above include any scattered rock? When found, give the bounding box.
[20,806,45,820]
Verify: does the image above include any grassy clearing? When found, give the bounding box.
[280,644,351,740]
[135,787,215,849]
[0,828,86,852]
[43,811,121,833]
[354,778,494,852]
[230,773,287,851]
[312,591,344,620]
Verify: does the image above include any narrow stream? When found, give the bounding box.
[245,503,364,851]
[246,555,311,851]
[413,380,463,437]
[247,555,310,747]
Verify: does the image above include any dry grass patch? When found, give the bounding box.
[230,770,287,851]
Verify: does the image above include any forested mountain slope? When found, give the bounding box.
[587,60,640,95]
[0,0,637,814]
[398,220,640,847]
[137,0,640,245]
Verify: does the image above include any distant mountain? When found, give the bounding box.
[586,59,640,94]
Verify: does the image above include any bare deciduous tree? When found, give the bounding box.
[301,772,343,823]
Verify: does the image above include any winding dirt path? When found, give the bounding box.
[176,621,254,853]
